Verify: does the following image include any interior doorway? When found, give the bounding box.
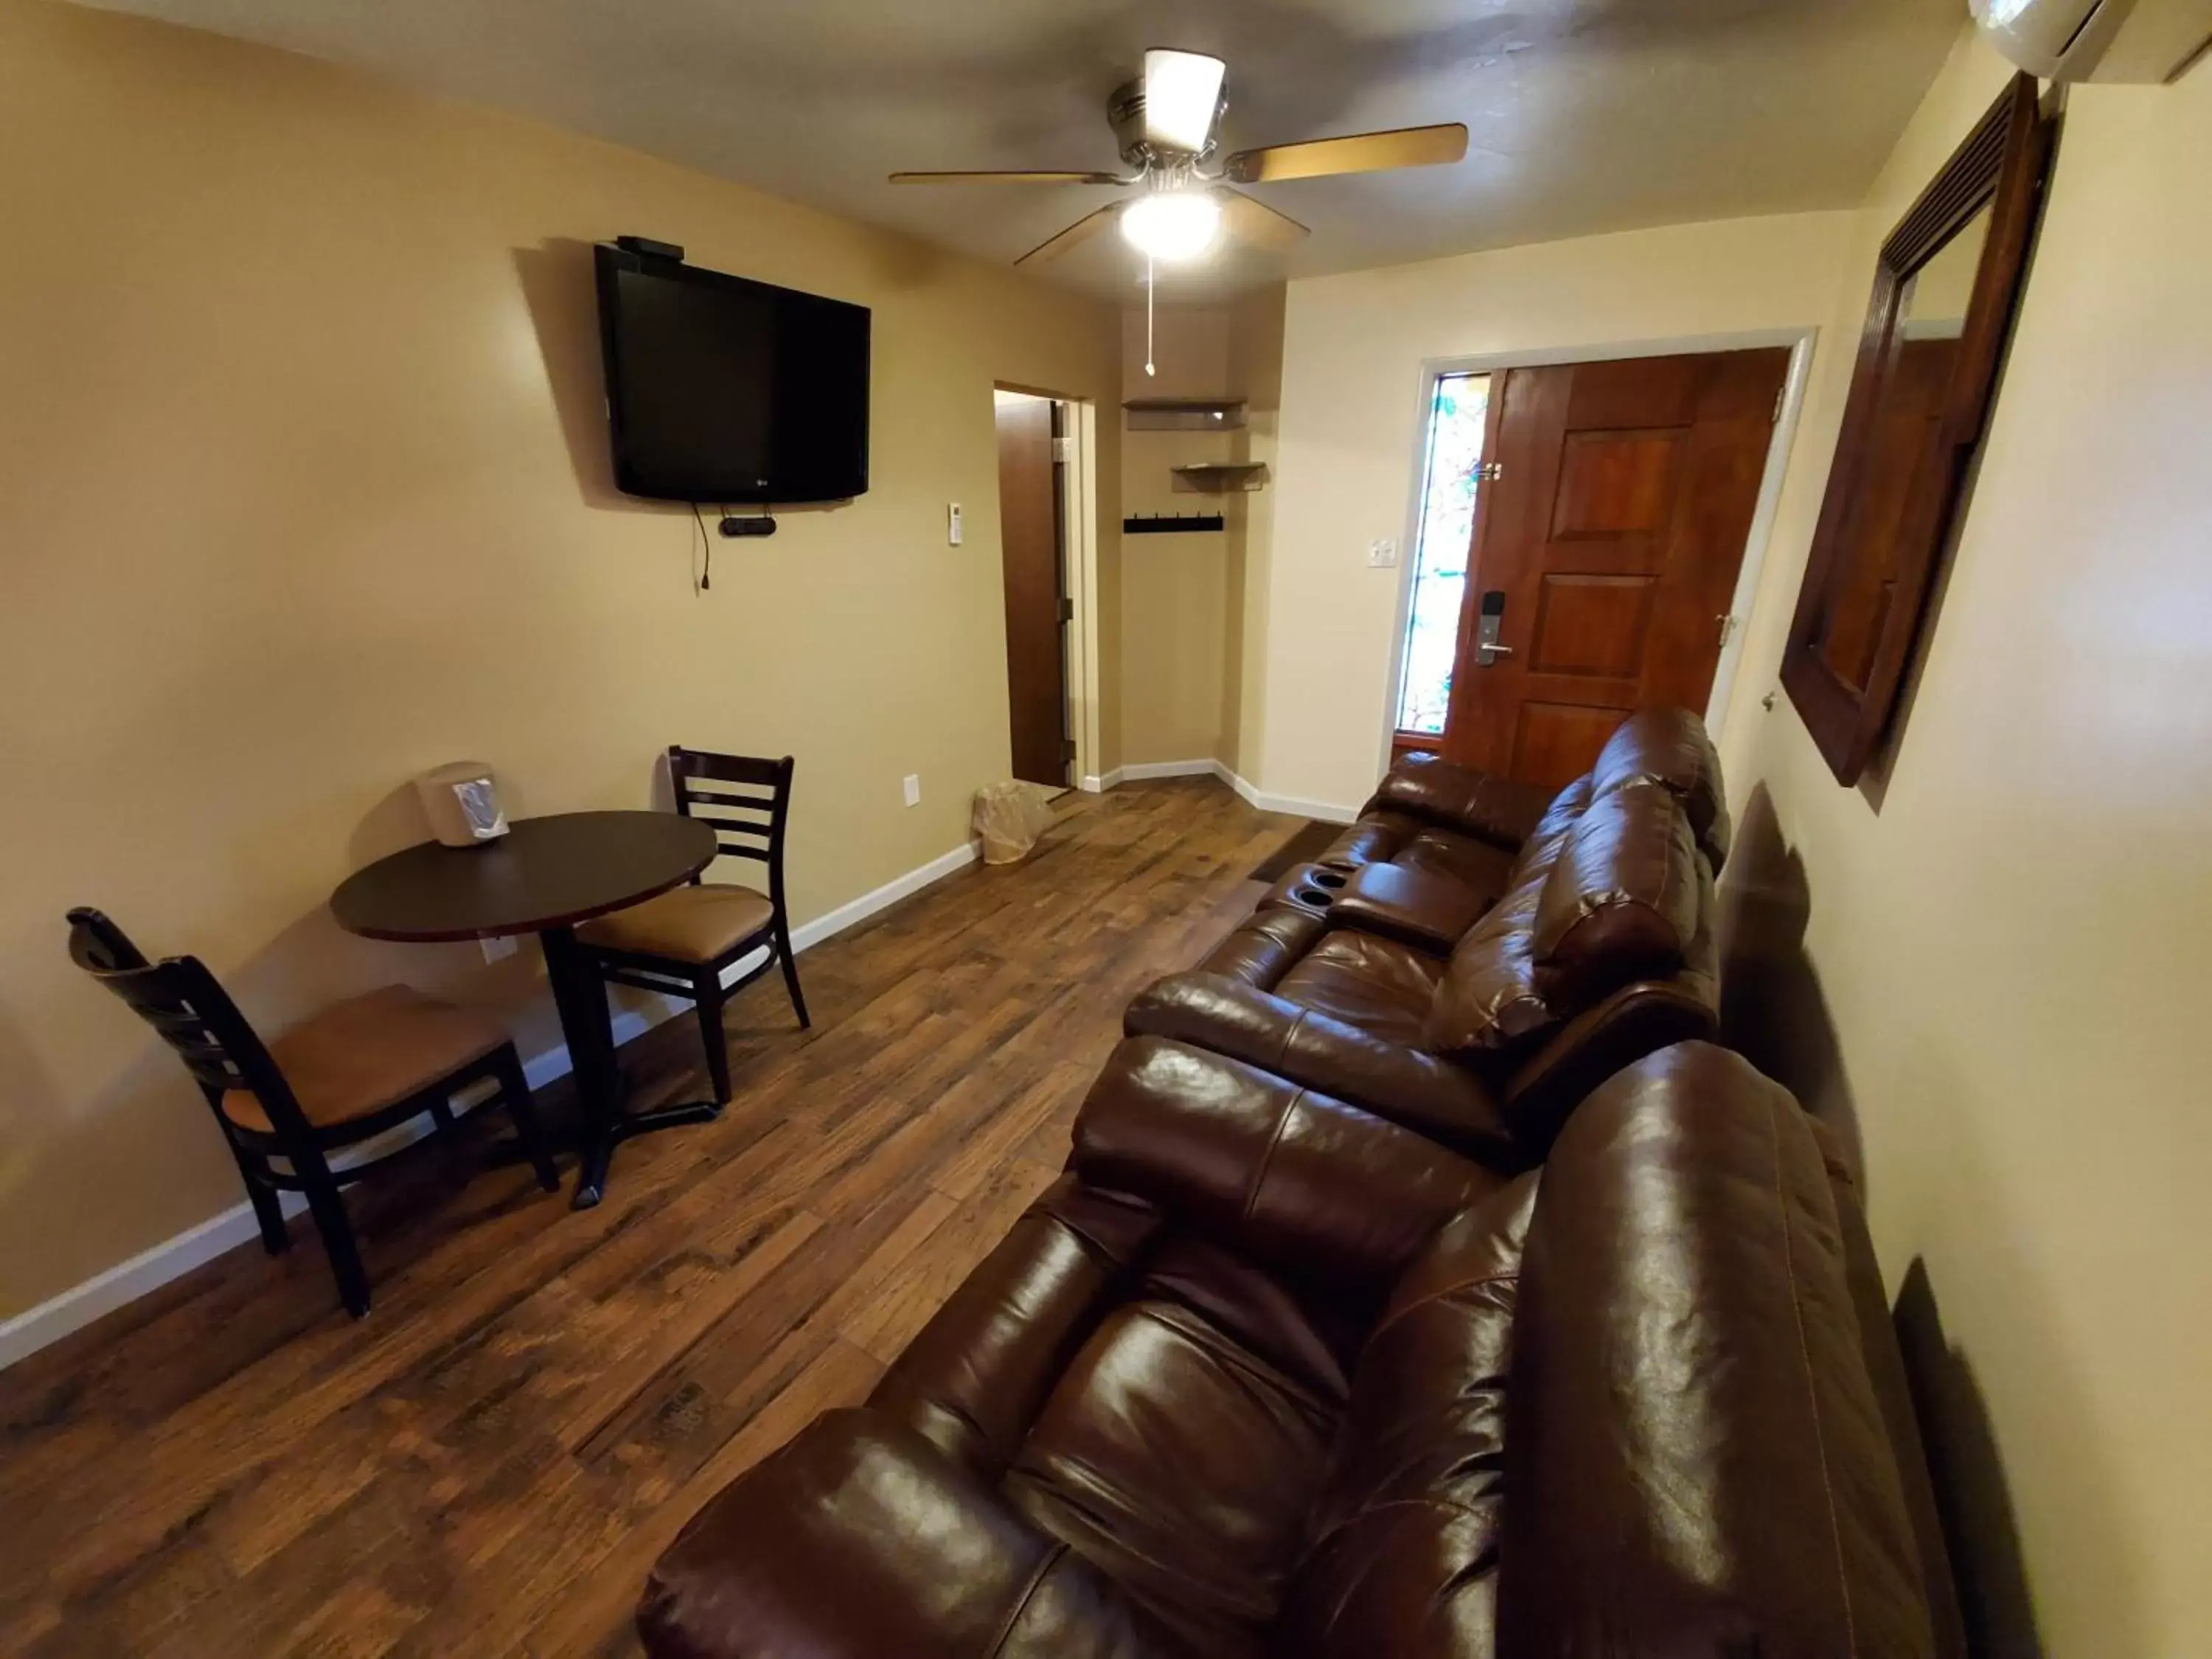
[1392,344,1796,788]
[994,389,1073,787]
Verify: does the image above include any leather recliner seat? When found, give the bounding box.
[636,1040,1964,1659]
[1128,767,1718,1167]
[1313,706,1734,911]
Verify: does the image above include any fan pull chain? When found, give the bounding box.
[1145,257,1156,377]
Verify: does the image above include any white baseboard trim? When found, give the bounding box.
[787,840,977,953]
[1096,758,1362,824]
[1216,764,1360,824]
[1077,769,1119,793]
[1114,758,1220,782]
[0,838,981,1372]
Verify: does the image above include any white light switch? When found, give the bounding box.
[1367,538,1399,568]
[902,773,922,807]
[947,504,964,546]
[479,934,518,965]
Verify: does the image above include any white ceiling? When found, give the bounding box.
[84,0,1967,294]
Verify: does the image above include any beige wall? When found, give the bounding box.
[1115,291,1284,775]
[1118,305,1233,768]
[1221,283,1286,782]
[1259,209,1857,812]
[0,0,1121,1320]
[1715,32,2212,1657]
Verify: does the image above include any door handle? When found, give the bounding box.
[1475,590,1512,666]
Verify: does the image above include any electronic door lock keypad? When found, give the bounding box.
[1475,590,1513,664]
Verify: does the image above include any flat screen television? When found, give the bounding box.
[594,242,871,504]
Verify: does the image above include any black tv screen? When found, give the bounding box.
[594,243,870,504]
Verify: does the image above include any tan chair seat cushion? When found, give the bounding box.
[223,984,507,1133]
[575,883,776,964]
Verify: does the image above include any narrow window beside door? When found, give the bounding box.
[1394,373,1492,738]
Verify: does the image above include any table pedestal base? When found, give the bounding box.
[570,1099,722,1209]
[539,923,722,1209]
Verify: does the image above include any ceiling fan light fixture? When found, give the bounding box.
[1141,49,1227,153]
[1120,189,1223,262]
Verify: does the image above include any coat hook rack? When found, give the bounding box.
[1123,512,1226,535]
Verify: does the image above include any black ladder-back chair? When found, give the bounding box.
[577,748,809,1106]
[65,908,558,1317]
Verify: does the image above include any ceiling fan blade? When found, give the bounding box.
[1220,190,1310,254]
[1142,49,1227,153]
[1221,123,1469,184]
[891,170,1127,185]
[1014,204,1122,267]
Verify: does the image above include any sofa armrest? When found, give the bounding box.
[1125,973,1523,1167]
[1072,1035,1501,1295]
[1189,907,1328,991]
[1495,975,1719,1155]
[640,1408,1182,1659]
[1315,810,1423,871]
[1329,861,1492,955]
[1366,755,1557,850]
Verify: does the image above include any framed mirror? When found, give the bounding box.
[1782,74,2055,785]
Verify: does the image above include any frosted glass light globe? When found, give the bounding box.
[1120,191,1223,263]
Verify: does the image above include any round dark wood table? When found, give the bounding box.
[331,811,718,1208]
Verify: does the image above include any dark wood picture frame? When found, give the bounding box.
[1781,73,2055,785]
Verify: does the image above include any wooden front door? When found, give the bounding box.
[1440,348,1790,788]
[996,395,1069,787]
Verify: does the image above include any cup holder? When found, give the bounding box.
[1293,886,1335,909]
[1308,869,1348,890]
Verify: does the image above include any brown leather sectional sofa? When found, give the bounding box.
[1127,710,1728,1166]
[1320,705,1732,894]
[634,711,1966,1659]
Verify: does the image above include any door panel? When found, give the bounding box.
[1530,574,1657,678]
[1440,347,1790,785]
[996,396,1068,787]
[1551,432,1682,538]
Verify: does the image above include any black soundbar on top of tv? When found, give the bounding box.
[615,234,684,262]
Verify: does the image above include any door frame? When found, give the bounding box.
[1375,326,1820,786]
[995,384,1101,791]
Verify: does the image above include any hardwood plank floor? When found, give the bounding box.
[0,779,1304,1658]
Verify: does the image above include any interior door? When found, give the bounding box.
[996,394,1070,787]
[1440,348,1790,787]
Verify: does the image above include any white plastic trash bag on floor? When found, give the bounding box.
[973,780,1056,865]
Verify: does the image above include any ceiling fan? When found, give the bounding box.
[891,49,1468,269]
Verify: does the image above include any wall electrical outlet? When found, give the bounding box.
[902,773,922,807]
[1367,538,1399,568]
[479,934,518,966]
[947,504,963,546]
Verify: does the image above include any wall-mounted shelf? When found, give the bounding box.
[1171,462,1270,494]
[1124,397,1246,432]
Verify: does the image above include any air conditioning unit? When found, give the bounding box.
[1970,0,2212,81]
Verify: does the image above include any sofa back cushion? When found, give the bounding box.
[1278,1174,1539,1658]
[1422,782,1700,1059]
[1587,706,1732,869]
[1419,871,1551,1057]
[1494,1043,1942,1659]
[1360,757,1563,852]
[1531,779,1702,1006]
